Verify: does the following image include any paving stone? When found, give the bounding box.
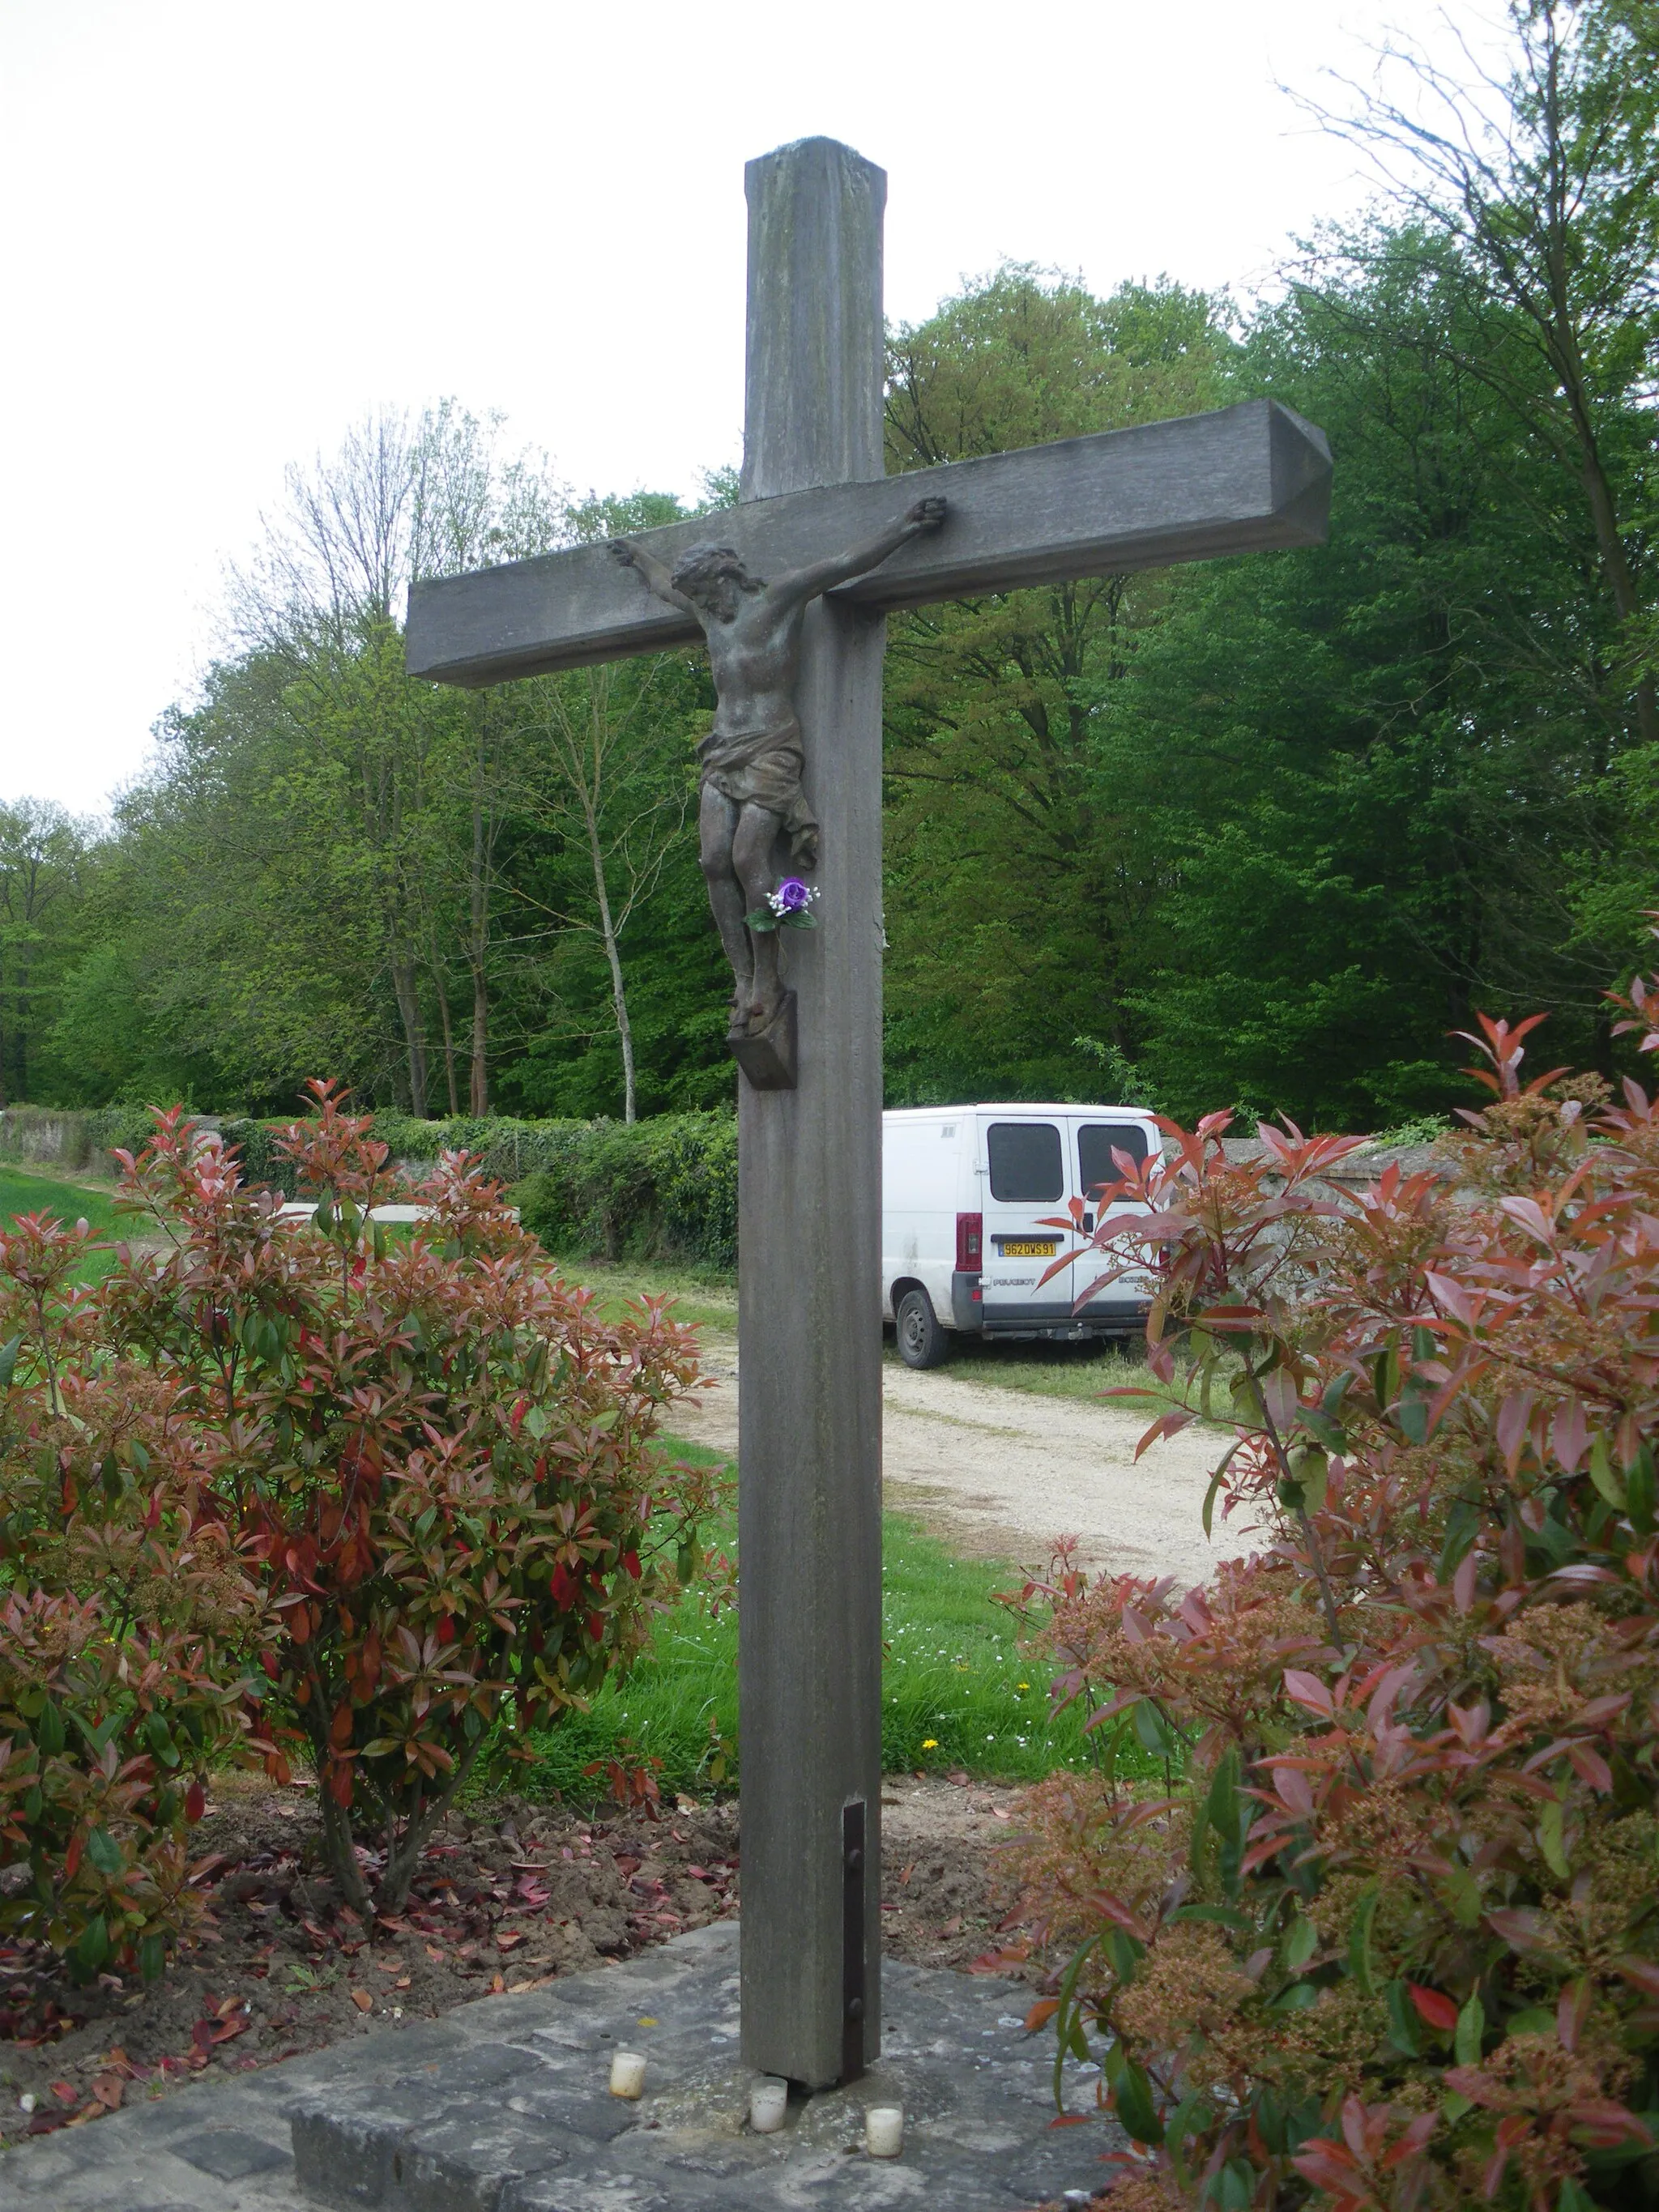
[290,2079,436,2205]
[503,2175,722,2212]
[2,2142,87,2197]
[489,2079,642,2142]
[386,2111,570,2211]
[173,2126,294,2180]
[391,2043,543,2097]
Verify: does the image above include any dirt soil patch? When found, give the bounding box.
[0,1771,1037,2146]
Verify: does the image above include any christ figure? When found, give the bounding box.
[611,496,946,1037]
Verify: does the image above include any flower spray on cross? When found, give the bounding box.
[748,878,819,931]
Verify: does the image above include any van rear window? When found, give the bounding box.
[987,1123,1063,1202]
[1078,1123,1149,1196]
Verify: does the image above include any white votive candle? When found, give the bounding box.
[750,2076,788,2133]
[865,2105,904,2158]
[609,2050,646,2099]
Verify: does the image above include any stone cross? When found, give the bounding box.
[407,135,1331,2092]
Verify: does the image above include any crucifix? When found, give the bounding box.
[407,135,1330,2092]
[608,492,945,1077]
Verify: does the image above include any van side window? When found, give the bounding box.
[1078,1123,1149,1197]
[987,1123,1063,1202]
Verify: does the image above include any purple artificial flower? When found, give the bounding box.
[770,878,813,915]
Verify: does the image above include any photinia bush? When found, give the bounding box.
[106,1085,714,1915]
[0,1212,273,1980]
[1001,947,1659,2209]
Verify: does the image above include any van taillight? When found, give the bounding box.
[956,1212,983,1271]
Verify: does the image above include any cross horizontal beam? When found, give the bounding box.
[403,397,1331,688]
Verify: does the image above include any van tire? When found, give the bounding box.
[895,1288,949,1369]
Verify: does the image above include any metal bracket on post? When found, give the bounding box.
[842,1800,867,2084]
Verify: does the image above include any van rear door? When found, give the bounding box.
[978,1113,1073,1323]
[1069,1114,1157,1312]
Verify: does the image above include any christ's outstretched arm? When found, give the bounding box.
[609,539,696,616]
[773,497,946,608]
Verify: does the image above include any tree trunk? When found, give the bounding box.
[1572,424,1659,748]
[469,964,488,1117]
[390,961,429,1118]
[466,786,490,1118]
[586,801,637,1123]
[431,962,460,1116]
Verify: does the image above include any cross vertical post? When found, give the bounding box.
[735,136,887,2089]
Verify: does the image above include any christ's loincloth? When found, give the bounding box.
[698,715,819,864]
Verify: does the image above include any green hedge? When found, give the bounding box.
[219,1109,738,1272]
[215,1119,305,1197]
[507,1116,737,1271]
[215,1114,598,1204]
[1,1104,740,1272]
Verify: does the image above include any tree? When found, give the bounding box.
[506,659,695,1123]
[224,404,567,1115]
[1107,187,1655,1126]
[879,270,1235,1104]
[0,802,92,1106]
[1297,0,1659,748]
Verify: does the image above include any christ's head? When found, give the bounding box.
[672,543,763,622]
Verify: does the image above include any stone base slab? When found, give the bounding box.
[0,1920,1123,2211]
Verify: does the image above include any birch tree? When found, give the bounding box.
[507,659,693,1123]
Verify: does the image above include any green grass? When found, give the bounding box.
[539,1255,738,1333]
[521,1438,1153,1802]
[893,1332,1237,1428]
[0,1164,124,1234]
[898,1333,1158,1404]
[0,1165,130,1280]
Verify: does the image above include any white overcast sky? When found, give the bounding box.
[0,0,1508,816]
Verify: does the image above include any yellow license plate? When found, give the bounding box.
[999,1238,1058,1258]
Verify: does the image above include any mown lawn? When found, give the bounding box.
[0,1164,123,1234]
[522,1438,1153,1801]
[539,1254,738,1333]
[0,1166,129,1279]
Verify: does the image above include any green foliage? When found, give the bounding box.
[881,271,1236,1108]
[0,803,97,1110]
[11,4,1657,1133]
[211,1105,741,1273]
[511,1112,737,1271]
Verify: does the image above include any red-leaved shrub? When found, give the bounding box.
[1001,953,1659,2210]
[107,1087,715,1913]
[1,1085,715,1956]
[0,1212,272,1978]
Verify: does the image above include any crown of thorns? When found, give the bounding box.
[671,543,762,594]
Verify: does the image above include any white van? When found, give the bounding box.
[881,1102,1158,1368]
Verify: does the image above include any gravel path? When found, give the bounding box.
[671,1331,1244,1589]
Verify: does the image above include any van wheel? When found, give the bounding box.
[895,1289,949,1369]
